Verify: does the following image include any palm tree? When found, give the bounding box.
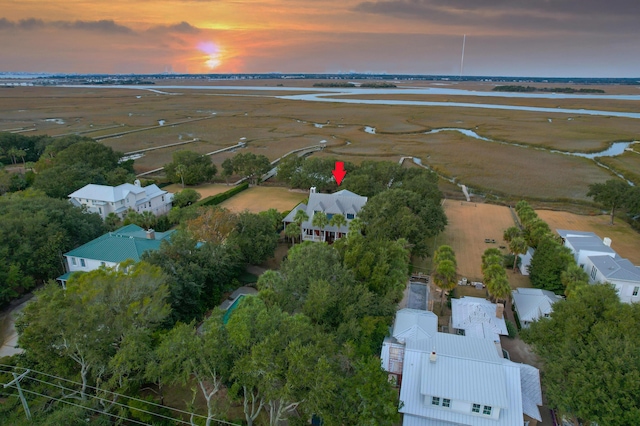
[284,222,300,246]
[433,245,457,270]
[561,264,589,298]
[175,164,187,188]
[293,209,309,242]
[503,226,521,243]
[6,147,19,166]
[509,236,528,272]
[312,211,329,242]
[140,211,157,230]
[433,259,457,310]
[329,213,347,239]
[487,270,511,303]
[347,217,364,237]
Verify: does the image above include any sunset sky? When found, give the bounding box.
[1,0,639,77]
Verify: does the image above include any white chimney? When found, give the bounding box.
[496,303,504,319]
[603,237,612,247]
[429,351,437,363]
[310,186,316,193]
[134,179,141,187]
[146,229,155,240]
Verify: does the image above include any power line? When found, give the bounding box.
[0,364,240,426]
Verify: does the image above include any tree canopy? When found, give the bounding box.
[521,284,640,425]
[0,192,104,303]
[359,188,447,256]
[228,152,271,185]
[164,150,216,186]
[33,140,133,198]
[587,179,633,225]
[528,237,574,294]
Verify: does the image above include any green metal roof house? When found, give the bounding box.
[57,224,174,287]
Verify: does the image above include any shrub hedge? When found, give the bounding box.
[194,182,249,207]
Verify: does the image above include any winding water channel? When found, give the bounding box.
[63,84,640,119]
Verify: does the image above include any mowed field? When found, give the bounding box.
[2,81,640,199]
[218,186,307,213]
[441,201,640,289]
[164,183,231,198]
[440,200,527,286]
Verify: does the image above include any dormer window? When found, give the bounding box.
[431,397,440,406]
[483,406,492,415]
[442,399,450,408]
[346,213,355,220]
[472,404,480,413]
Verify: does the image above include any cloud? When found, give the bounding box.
[52,19,134,34]
[148,21,201,34]
[353,0,640,34]
[0,17,46,30]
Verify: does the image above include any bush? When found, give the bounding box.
[194,182,249,207]
[506,319,518,338]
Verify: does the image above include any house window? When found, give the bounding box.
[71,257,76,266]
[472,404,481,413]
[442,399,451,408]
[161,195,165,202]
[80,259,86,267]
[483,406,492,415]
[346,213,355,220]
[98,207,102,214]
[431,397,440,406]
[100,262,106,267]
[326,213,334,220]
[633,287,639,297]
[590,265,597,280]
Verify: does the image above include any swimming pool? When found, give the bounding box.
[222,294,246,324]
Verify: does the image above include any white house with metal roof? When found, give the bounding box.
[381,308,543,426]
[68,180,173,220]
[512,288,563,328]
[57,224,174,287]
[282,187,367,242]
[558,229,640,304]
[450,297,508,343]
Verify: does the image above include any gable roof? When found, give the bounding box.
[69,183,167,203]
[512,288,563,323]
[589,255,640,282]
[306,190,367,217]
[451,297,508,342]
[65,225,174,263]
[400,336,526,426]
[386,308,542,424]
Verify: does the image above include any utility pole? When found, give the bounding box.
[3,370,32,420]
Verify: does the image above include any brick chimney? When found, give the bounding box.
[146,229,155,240]
[496,303,504,319]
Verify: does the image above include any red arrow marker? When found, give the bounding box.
[332,161,347,186]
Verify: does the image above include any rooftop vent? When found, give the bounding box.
[429,351,437,363]
[603,237,612,247]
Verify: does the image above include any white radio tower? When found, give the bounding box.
[460,34,466,77]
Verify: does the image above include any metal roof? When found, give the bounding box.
[392,309,438,343]
[420,352,509,408]
[589,255,640,282]
[512,288,563,323]
[451,297,508,342]
[65,225,174,263]
[69,183,168,203]
[399,346,524,426]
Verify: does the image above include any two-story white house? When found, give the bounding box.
[558,229,640,304]
[69,180,173,220]
[56,224,174,287]
[282,187,367,242]
[381,308,543,426]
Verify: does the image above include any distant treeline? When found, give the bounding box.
[313,82,355,87]
[313,82,396,88]
[360,82,397,88]
[493,85,605,93]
